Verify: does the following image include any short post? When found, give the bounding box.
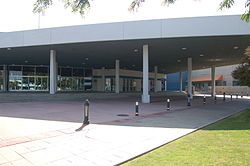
[187,94,191,106]
[241,93,243,98]
[236,93,238,99]
[203,95,206,104]
[214,95,217,103]
[247,93,248,97]
[83,99,90,125]
[231,94,233,101]
[167,99,170,111]
[223,92,226,101]
[135,101,139,116]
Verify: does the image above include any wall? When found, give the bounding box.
[215,86,250,95]
[167,72,187,91]
[192,64,239,86]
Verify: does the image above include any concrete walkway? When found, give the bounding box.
[0,99,249,166]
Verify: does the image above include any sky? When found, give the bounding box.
[0,0,246,32]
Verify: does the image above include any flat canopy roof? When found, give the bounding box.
[192,75,223,82]
[0,15,249,73]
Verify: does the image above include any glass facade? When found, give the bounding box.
[0,66,3,91]
[6,65,92,92]
[57,67,92,91]
[8,65,49,91]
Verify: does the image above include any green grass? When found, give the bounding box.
[122,109,250,166]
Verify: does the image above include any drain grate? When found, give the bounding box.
[117,114,129,117]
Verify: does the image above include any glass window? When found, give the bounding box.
[36,67,48,76]
[233,81,238,86]
[73,68,84,77]
[61,68,72,77]
[85,69,92,77]
[23,66,35,76]
[84,77,92,91]
[9,66,22,77]
[9,77,22,90]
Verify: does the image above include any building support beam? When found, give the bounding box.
[211,67,216,97]
[187,57,193,99]
[179,72,182,92]
[154,66,158,92]
[49,50,57,94]
[141,44,150,103]
[101,67,105,92]
[115,60,120,94]
[3,65,8,92]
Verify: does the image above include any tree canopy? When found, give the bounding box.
[232,47,250,87]
[33,0,250,22]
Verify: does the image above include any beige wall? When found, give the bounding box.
[208,86,250,95]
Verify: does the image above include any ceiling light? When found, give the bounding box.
[233,46,239,50]
[177,59,181,62]
[208,58,223,62]
[132,64,135,67]
[200,54,204,57]
[24,60,28,63]
[7,48,11,51]
[85,57,89,60]
[181,47,187,50]
[134,49,138,52]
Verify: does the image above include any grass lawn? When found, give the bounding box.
[122,109,250,166]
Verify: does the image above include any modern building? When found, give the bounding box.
[166,64,250,94]
[0,15,250,102]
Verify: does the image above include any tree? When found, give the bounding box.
[33,0,250,22]
[232,47,250,87]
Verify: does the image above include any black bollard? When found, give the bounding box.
[231,94,233,101]
[167,99,170,111]
[135,101,139,116]
[83,99,90,125]
[203,95,206,104]
[223,92,226,101]
[187,94,191,106]
[247,93,248,97]
[214,95,217,103]
[236,94,238,99]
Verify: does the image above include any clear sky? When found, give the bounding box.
[0,0,246,32]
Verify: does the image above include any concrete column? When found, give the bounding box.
[187,57,193,99]
[3,65,8,92]
[115,60,120,94]
[101,67,105,91]
[211,67,216,97]
[154,66,158,92]
[179,72,182,92]
[141,44,150,103]
[49,50,57,94]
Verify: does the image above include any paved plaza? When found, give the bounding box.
[0,93,249,166]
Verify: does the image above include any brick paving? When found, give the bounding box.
[0,93,249,166]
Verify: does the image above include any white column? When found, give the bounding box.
[50,50,57,94]
[187,57,193,99]
[101,67,105,91]
[211,67,216,97]
[179,72,182,92]
[3,65,8,92]
[142,44,150,103]
[115,60,120,94]
[154,66,158,93]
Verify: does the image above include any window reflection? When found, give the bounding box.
[5,65,92,92]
